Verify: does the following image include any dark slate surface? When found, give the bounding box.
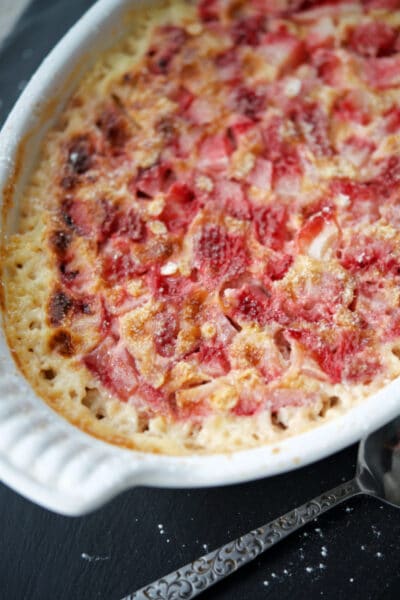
[0,2,399,599]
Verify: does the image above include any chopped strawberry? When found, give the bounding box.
[253,204,289,251]
[134,163,176,198]
[292,1,362,21]
[339,234,400,275]
[260,30,307,74]
[333,90,371,125]
[83,337,137,400]
[146,26,187,74]
[264,252,293,281]
[195,225,249,285]
[186,96,220,125]
[213,179,251,220]
[115,210,146,242]
[233,394,262,417]
[231,15,266,46]
[177,129,204,159]
[61,198,94,236]
[311,48,343,86]
[140,384,170,412]
[348,21,397,58]
[228,118,258,146]
[339,136,376,168]
[247,158,273,191]
[197,341,231,377]
[101,238,146,285]
[384,105,400,133]
[262,115,286,159]
[272,146,303,195]
[160,182,198,233]
[250,0,304,17]
[198,133,234,171]
[364,0,400,8]
[215,48,240,82]
[296,208,338,256]
[306,16,335,50]
[374,155,400,191]
[198,0,220,21]
[153,309,178,357]
[289,328,379,384]
[290,269,349,323]
[291,101,332,157]
[235,285,272,326]
[147,266,195,300]
[169,86,194,111]
[363,55,400,90]
[231,86,266,120]
[102,207,146,243]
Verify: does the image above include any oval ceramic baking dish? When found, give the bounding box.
[1,0,400,516]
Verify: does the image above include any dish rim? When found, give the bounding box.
[0,0,399,516]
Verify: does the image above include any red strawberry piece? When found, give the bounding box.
[311,48,343,86]
[333,90,371,125]
[198,0,220,21]
[101,238,146,285]
[134,163,176,198]
[348,21,397,58]
[213,179,251,220]
[186,96,220,125]
[195,225,249,284]
[339,136,376,168]
[339,234,399,275]
[235,285,272,326]
[101,203,146,243]
[232,86,266,120]
[384,105,400,133]
[291,101,332,157]
[61,198,94,236]
[231,15,266,46]
[260,30,307,75]
[264,252,293,281]
[289,328,380,384]
[363,55,400,90]
[253,204,289,251]
[364,0,400,9]
[197,341,231,377]
[159,181,197,234]
[198,133,234,171]
[272,146,303,195]
[83,337,138,400]
[170,86,194,111]
[228,118,257,146]
[215,48,240,81]
[246,158,273,191]
[296,207,337,254]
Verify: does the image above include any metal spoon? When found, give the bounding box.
[123,416,400,600]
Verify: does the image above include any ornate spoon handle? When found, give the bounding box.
[122,478,361,600]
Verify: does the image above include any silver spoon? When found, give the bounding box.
[123,416,400,600]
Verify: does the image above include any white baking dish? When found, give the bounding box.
[0,0,399,516]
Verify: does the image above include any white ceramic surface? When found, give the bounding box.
[1,0,400,516]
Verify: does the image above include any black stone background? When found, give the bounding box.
[0,2,399,598]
